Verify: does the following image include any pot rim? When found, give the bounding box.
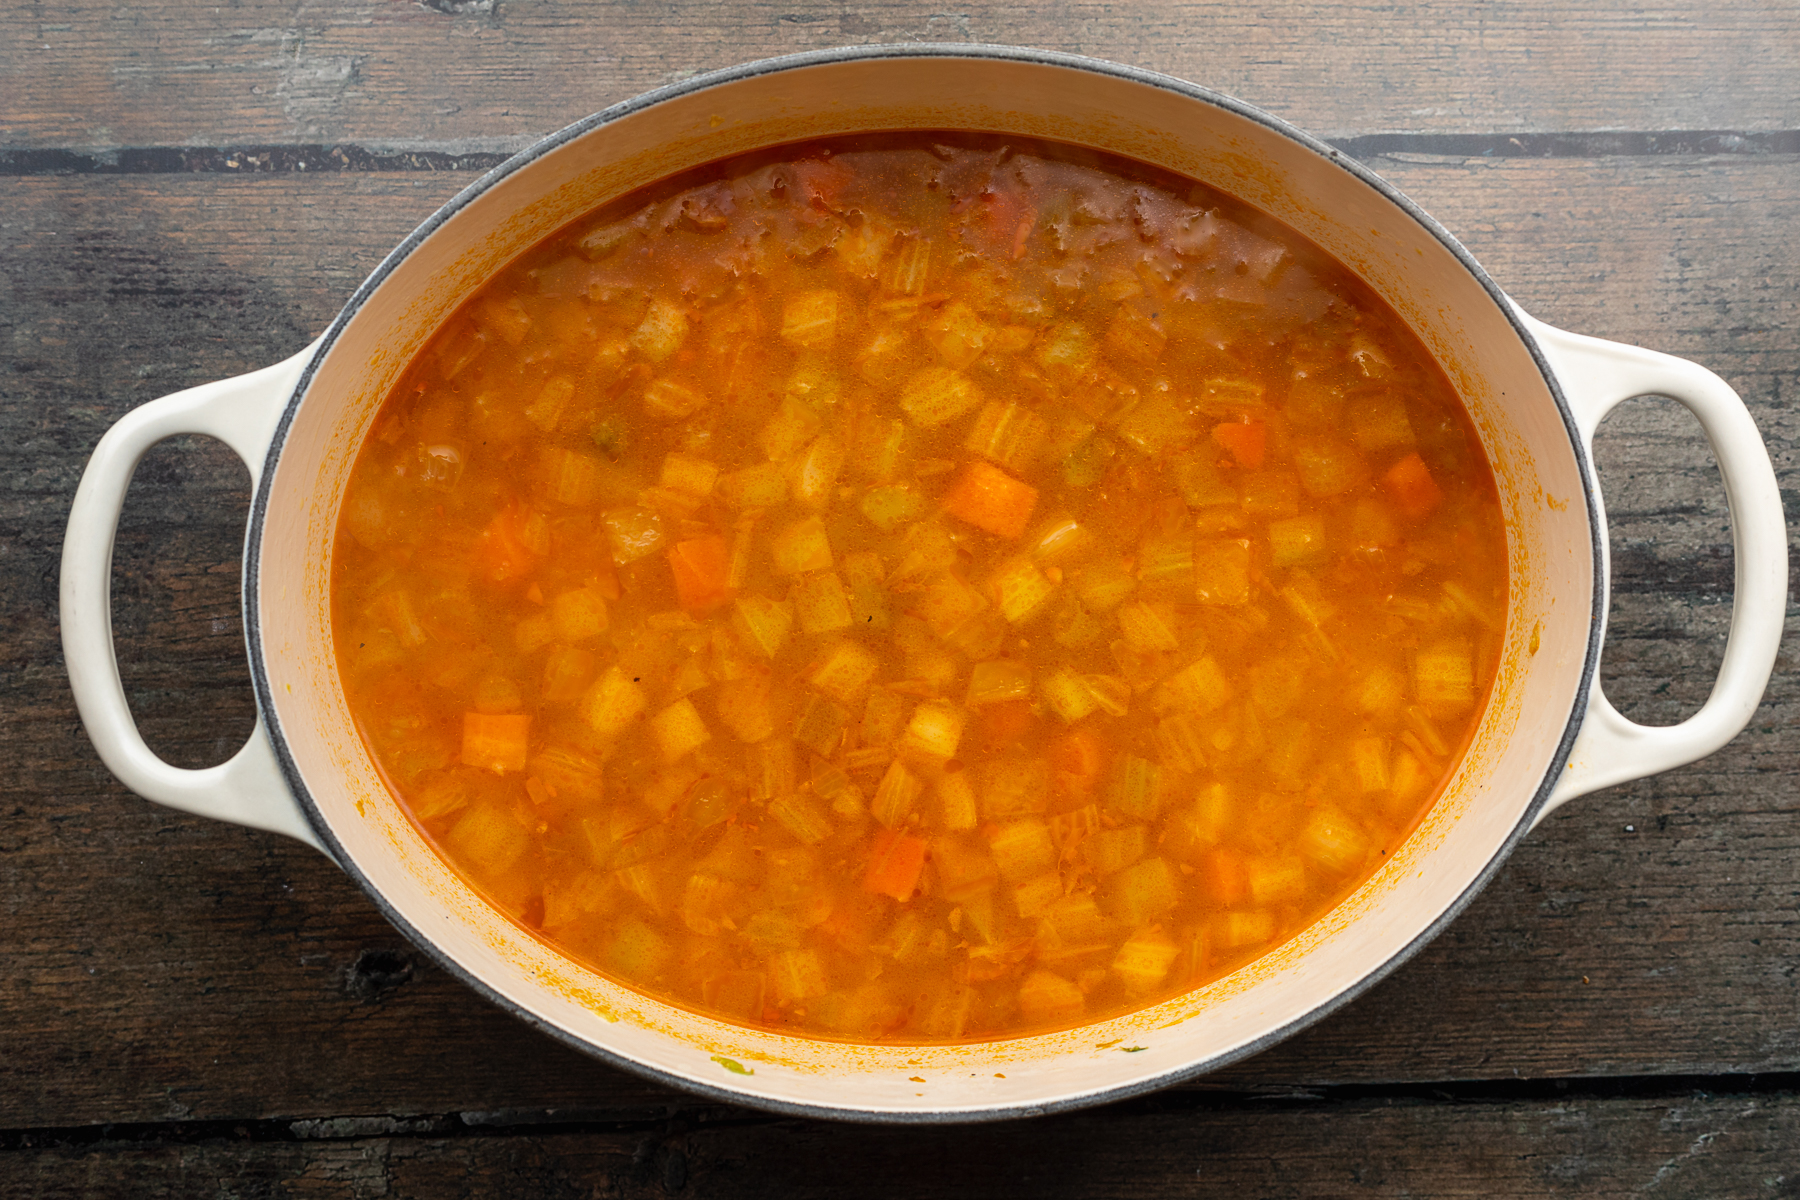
[242,42,1607,1123]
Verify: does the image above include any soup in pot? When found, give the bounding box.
[331,135,1506,1042]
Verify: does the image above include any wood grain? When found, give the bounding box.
[2,153,1794,1130]
[6,1088,1799,1198]
[2,2,1796,152]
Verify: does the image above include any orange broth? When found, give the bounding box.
[331,136,1506,1042]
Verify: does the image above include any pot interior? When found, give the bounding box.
[253,49,1596,1119]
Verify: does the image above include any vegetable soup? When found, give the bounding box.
[332,135,1506,1043]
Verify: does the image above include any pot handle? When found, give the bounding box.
[60,343,327,853]
[1520,314,1788,825]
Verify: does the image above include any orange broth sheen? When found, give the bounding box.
[331,135,1507,1043]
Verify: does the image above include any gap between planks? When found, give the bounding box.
[2,130,1798,176]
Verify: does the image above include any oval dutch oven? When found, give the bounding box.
[60,46,1787,1122]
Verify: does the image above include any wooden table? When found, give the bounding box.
[5,4,1796,1194]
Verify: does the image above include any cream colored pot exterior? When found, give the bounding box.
[61,47,1787,1121]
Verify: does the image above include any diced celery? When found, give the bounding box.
[1268,513,1328,567]
[936,768,980,832]
[781,289,842,349]
[1137,533,1195,593]
[859,484,927,532]
[794,694,851,757]
[791,434,846,508]
[526,375,576,432]
[768,793,832,846]
[1294,438,1368,498]
[1172,450,1238,509]
[1153,712,1209,774]
[1061,434,1117,487]
[540,445,604,507]
[988,819,1056,881]
[1107,755,1164,821]
[1194,538,1252,606]
[578,666,648,738]
[1015,968,1085,1025]
[731,595,794,658]
[541,645,597,703]
[924,301,994,370]
[714,673,776,744]
[643,378,709,421]
[902,700,966,760]
[855,325,914,390]
[770,515,834,575]
[601,506,666,564]
[1073,559,1137,612]
[550,587,609,643]
[1101,857,1180,924]
[792,571,854,635]
[1350,737,1392,792]
[1347,390,1417,452]
[447,802,530,874]
[1117,601,1180,653]
[1216,909,1277,949]
[1035,322,1097,376]
[988,557,1058,624]
[648,698,710,763]
[1012,873,1064,919]
[839,551,890,631]
[888,521,959,586]
[899,366,982,428]
[1041,668,1099,723]
[1085,825,1148,876]
[804,638,880,706]
[1240,469,1301,518]
[1084,673,1131,717]
[883,235,933,294]
[1354,665,1407,715]
[680,872,739,936]
[859,415,910,483]
[718,461,789,509]
[965,400,1049,472]
[1157,655,1232,716]
[605,919,673,978]
[1111,930,1179,993]
[660,453,719,498]
[759,394,823,462]
[1246,855,1306,905]
[966,660,1031,707]
[750,737,797,801]
[373,590,428,649]
[1040,893,1110,948]
[1414,640,1475,718]
[1301,807,1371,875]
[871,760,924,828]
[1114,395,1187,457]
[770,948,830,1005]
[976,756,1050,819]
[630,298,689,363]
[1163,782,1232,862]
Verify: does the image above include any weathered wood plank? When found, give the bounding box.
[3,2,1797,152]
[2,157,1794,1128]
[6,1089,1800,1199]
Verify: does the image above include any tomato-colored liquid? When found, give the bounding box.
[331,135,1506,1042]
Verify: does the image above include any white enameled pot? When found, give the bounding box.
[61,46,1787,1122]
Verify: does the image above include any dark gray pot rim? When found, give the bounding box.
[242,42,1605,1126]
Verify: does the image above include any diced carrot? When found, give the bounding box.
[1201,847,1249,908]
[863,829,929,902]
[942,461,1040,539]
[1383,451,1445,518]
[462,712,531,774]
[668,535,732,614]
[973,698,1037,754]
[472,503,537,583]
[1047,727,1110,789]
[1211,419,1266,469]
